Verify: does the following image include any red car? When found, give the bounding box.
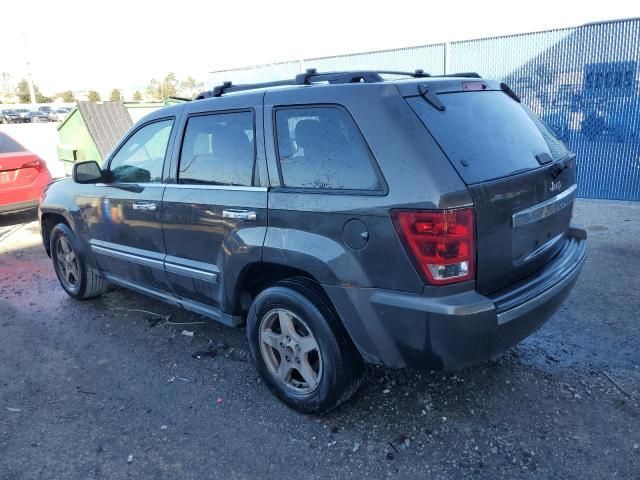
[0,132,52,214]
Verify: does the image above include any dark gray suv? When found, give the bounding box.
[39,70,587,413]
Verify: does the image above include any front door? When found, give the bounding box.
[161,97,268,320]
[83,118,175,291]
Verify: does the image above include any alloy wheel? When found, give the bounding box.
[55,236,79,289]
[259,308,323,394]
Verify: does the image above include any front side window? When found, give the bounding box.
[109,119,173,183]
[178,111,255,186]
[275,106,381,191]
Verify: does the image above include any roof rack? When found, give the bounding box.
[195,69,481,99]
[295,68,430,85]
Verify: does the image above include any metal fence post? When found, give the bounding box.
[444,42,450,75]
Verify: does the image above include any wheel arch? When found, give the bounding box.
[40,211,72,257]
[230,262,324,316]
[40,209,97,270]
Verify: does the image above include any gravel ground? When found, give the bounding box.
[0,199,639,480]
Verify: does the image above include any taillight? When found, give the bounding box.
[21,158,45,172]
[392,208,475,285]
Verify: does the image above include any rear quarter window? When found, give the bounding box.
[275,106,382,191]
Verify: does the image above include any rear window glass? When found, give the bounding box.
[0,133,26,154]
[407,91,569,184]
[275,106,381,191]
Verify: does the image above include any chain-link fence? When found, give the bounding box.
[209,18,640,201]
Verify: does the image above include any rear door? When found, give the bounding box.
[161,94,268,318]
[261,87,422,294]
[406,85,577,294]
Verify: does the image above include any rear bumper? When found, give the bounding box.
[324,229,587,370]
[0,170,52,214]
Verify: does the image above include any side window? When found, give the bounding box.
[109,119,173,183]
[275,106,381,191]
[178,111,255,186]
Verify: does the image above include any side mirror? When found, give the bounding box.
[72,161,104,184]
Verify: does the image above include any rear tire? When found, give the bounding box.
[50,223,109,300]
[246,277,364,414]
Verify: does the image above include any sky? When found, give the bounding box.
[1,0,639,95]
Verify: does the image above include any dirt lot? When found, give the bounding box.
[0,200,639,480]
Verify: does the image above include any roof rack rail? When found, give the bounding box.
[195,78,301,99]
[434,72,482,78]
[194,69,480,99]
[294,68,430,85]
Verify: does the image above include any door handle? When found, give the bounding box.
[132,202,157,212]
[222,209,257,221]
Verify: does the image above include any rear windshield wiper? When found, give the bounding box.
[418,84,445,111]
[500,82,521,103]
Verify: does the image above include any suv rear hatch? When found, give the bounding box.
[403,80,577,294]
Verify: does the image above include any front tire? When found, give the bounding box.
[50,223,109,299]
[246,277,364,414]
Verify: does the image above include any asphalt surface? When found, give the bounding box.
[1,200,639,480]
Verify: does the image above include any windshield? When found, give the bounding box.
[407,91,569,184]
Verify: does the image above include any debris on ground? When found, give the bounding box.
[182,330,194,337]
[76,387,97,395]
[147,316,165,328]
[6,407,22,412]
[111,308,204,328]
[114,308,169,327]
[399,434,411,448]
[127,454,133,463]
[602,371,633,400]
[192,342,248,362]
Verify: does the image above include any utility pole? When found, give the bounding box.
[21,30,37,104]
[444,42,450,75]
[0,73,10,102]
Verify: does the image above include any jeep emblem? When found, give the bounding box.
[550,180,562,193]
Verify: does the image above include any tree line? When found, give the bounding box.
[145,73,203,101]
[2,73,203,104]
